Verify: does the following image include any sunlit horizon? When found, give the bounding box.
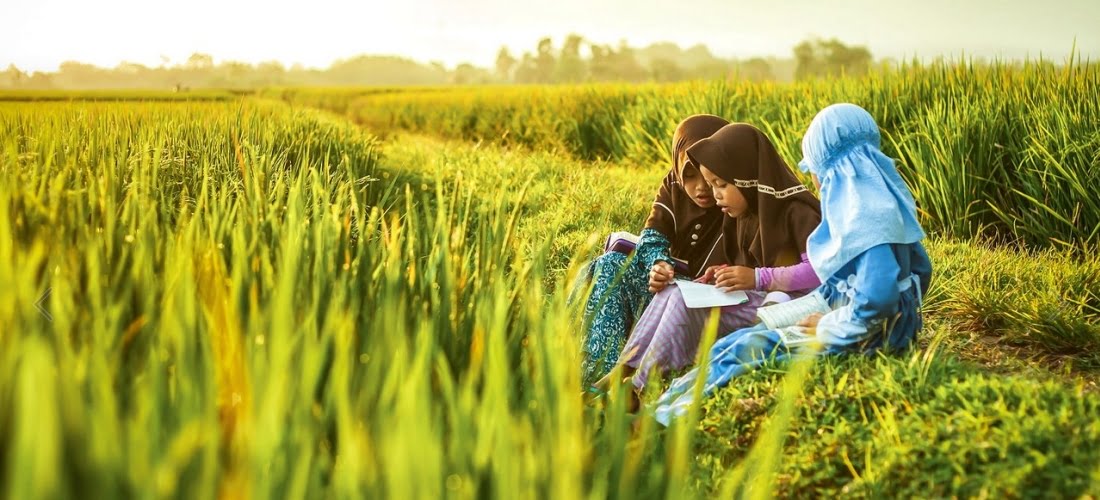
[4,0,1099,73]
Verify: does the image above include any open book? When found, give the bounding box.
[605,231,690,275]
[755,291,831,330]
[674,280,749,309]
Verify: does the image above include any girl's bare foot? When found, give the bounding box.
[582,385,607,405]
[593,365,638,392]
[586,366,643,409]
[625,382,642,414]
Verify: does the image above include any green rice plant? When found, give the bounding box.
[0,100,722,498]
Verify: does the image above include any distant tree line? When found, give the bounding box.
[0,53,450,90]
[482,35,791,84]
[0,36,876,90]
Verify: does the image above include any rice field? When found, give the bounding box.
[265,60,1100,249]
[3,59,1100,498]
[0,89,240,102]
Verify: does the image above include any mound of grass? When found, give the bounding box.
[693,353,1100,498]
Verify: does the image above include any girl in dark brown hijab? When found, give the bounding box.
[579,115,731,387]
[601,123,822,394]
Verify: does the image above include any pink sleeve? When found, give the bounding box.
[756,253,820,292]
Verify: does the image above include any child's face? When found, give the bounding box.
[679,155,715,208]
[699,165,749,218]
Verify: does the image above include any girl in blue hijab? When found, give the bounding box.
[652,103,933,425]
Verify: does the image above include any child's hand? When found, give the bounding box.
[714,266,756,292]
[796,313,824,328]
[695,264,727,284]
[648,261,675,293]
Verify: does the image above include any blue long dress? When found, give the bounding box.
[653,242,932,425]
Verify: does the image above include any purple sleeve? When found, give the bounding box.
[756,253,820,292]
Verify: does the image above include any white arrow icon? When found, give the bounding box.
[35,287,52,322]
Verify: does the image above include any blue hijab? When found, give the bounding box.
[798,103,925,283]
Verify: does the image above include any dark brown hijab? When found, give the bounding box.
[686,123,821,268]
[644,114,730,277]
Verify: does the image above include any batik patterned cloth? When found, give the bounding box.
[578,228,676,386]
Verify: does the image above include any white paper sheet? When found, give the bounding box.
[674,280,749,308]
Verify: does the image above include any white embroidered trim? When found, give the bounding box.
[698,234,724,277]
[654,202,676,227]
[759,184,809,199]
[731,179,808,199]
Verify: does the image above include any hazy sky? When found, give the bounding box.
[3,0,1099,72]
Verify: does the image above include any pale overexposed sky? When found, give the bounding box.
[2,0,1098,72]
